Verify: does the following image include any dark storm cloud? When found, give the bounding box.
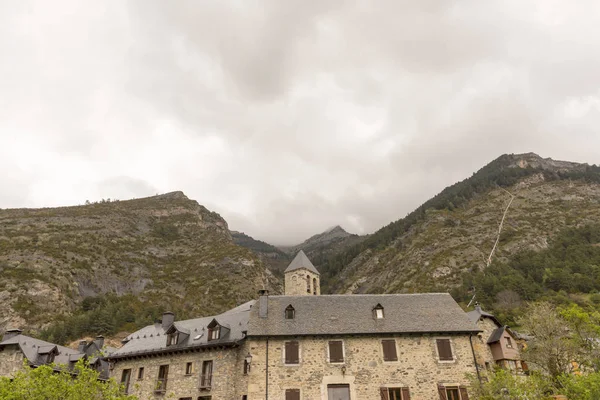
[1,1,599,244]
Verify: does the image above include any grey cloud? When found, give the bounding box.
[1,1,599,244]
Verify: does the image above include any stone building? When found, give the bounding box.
[107,251,481,400]
[467,304,525,375]
[0,329,110,379]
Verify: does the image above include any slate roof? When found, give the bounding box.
[247,293,480,337]
[467,305,501,326]
[284,250,320,275]
[487,325,518,344]
[108,300,255,360]
[0,334,80,366]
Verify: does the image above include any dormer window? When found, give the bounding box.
[207,318,229,341]
[373,304,384,319]
[209,326,220,340]
[166,331,179,346]
[285,305,295,320]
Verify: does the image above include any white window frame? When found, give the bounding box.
[282,340,301,367]
[381,338,399,363]
[327,340,346,364]
[434,337,456,364]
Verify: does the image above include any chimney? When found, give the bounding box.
[93,335,104,350]
[474,302,482,313]
[78,340,87,353]
[258,290,269,319]
[161,312,175,330]
[2,329,22,341]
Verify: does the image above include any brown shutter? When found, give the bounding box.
[459,387,469,400]
[380,387,390,400]
[401,387,411,400]
[285,341,299,364]
[329,341,344,363]
[436,339,453,361]
[438,385,448,400]
[285,389,300,400]
[382,339,398,361]
[521,361,529,371]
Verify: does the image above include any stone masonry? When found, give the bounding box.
[111,343,251,400]
[246,334,478,400]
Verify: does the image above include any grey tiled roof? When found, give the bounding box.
[284,250,320,275]
[247,293,479,337]
[487,326,507,344]
[467,306,501,326]
[0,335,80,366]
[109,300,255,359]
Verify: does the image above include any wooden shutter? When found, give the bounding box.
[382,339,398,361]
[438,385,448,400]
[436,339,453,361]
[286,389,300,400]
[380,387,390,400]
[285,341,299,364]
[329,341,344,363]
[459,387,469,400]
[401,387,411,400]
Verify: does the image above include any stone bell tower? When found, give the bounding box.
[284,250,320,296]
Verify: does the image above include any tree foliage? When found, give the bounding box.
[454,223,600,326]
[0,359,136,400]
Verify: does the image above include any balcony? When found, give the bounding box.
[199,374,212,389]
[154,378,168,393]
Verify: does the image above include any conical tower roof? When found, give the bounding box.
[284,250,320,275]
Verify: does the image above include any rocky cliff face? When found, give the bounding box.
[319,153,600,294]
[0,192,277,332]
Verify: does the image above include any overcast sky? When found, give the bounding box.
[1,1,599,244]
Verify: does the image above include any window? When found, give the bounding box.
[380,387,410,400]
[185,362,193,375]
[313,278,317,295]
[198,397,212,400]
[47,353,55,364]
[121,369,131,394]
[306,275,311,293]
[167,331,179,346]
[506,337,513,348]
[243,359,250,375]
[328,340,344,363]
[438,385,469,400]
[328,384,350,400]
[373,304,384,319]
[242,396,247,400]
[179,398,192,400]
[208,326,220,341]
[382,339,398,362]
[285,305,295,320]
[284,341,299,364]
[436,338,454,361]
[155,365,169,392]
[286,389,300,400]
[200,360,213,389]
[137,367,144,380]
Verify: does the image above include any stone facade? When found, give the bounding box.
[246,334,477,400]
[0,345,25,377]
[111,343,251,400]
[284,268,320,296]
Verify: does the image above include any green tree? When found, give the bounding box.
[0,359,137,400]
[469,369,553,399]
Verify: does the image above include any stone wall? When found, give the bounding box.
[0,345,24,377]
[473,318,497,372]
[246,334,478,400]
[284,269,320,296]
[110,345,249,400]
